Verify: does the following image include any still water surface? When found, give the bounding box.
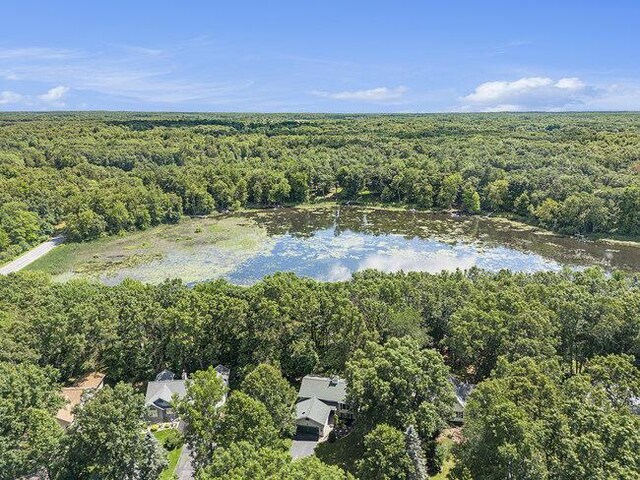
[223,207,639,285]
[40,206,640,285]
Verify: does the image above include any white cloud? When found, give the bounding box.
[38,85,69,106]
[356,249,477,274]
[312,86,407,102]
[463,76,590,111]
[555,77,585,90]
[323,263,352,282]
[0,90,23,104]
[583,83,640,111]
[39,85,69,102]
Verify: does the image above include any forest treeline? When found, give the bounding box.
[1,267,637,388]
[1,112,639,261]
[0,267,638,478]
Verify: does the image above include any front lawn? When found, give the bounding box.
[153,428,183,480]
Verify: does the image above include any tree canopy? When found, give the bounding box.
[1,112,639,263]
[52,383,166,480]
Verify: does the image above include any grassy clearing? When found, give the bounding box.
[153,429,182,480]
[24,214,272,284]
[315,424,456,478]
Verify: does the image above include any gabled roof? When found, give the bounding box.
[155,369,176,381]
[296,397,333,426]
[73,372,105,389]
[298,375,347,404]
[56,387,85,426]
[145,380,186,407]
[56,373,105,427]
[450,377,475,407]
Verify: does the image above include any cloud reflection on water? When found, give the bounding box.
[226,227,563,285]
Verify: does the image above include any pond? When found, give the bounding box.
[26,206,640,285]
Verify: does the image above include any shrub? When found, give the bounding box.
[162,430,184,451]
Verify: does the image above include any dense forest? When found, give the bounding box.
[1,268,638,478]
[1,112,639,262]
[1,112,639,479]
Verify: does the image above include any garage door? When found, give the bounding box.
[296,424,320,436]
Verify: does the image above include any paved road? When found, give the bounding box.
[175,445,194,480]
[0,235,64,275]
[290,433,320,459]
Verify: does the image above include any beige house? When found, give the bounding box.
[56,372,106,428]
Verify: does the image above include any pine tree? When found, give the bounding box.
[405,425,428,480]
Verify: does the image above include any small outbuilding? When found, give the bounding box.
[55,372,106,429]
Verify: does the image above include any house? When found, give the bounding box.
[450,377,474,424]
[295,375,350,438]
[145,366,229,423]
[214,364,231,386]
[296,397,335,438]
[55,372,106,428]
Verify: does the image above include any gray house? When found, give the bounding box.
[145,371,187,423]
[146,366,230,423]
[450,377,475,424]
[295,375,350,438]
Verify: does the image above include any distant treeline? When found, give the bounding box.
[1,112,639,260]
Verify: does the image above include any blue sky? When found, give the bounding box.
[1,0,638,112]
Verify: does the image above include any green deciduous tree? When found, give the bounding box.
[454,356,640,480]
[437,173,462,209]
[64,209,107,241]
[175,366,227,469]
[240,363,297,436]
[461,182,481,214]
[213,391,281,450]
[357,423,413,480]
[345,337,454,438]
[485,179,509,212]
[0,362,63,480]
[199,441,353,480]
[0,201,44,246]
[52,383,166,480]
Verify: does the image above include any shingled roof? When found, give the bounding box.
[145,380,187,409]
[298,375,347,404]
[296,397,333,426]
[450,377,475,407]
